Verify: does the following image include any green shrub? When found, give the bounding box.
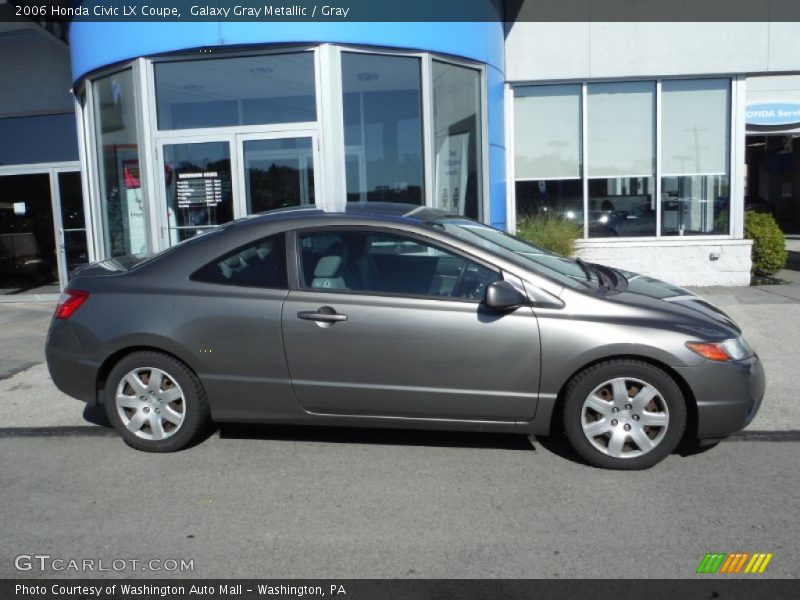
[516,213,582,257]
[744,211,788,276]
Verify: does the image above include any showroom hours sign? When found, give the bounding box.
[176,172,224,208]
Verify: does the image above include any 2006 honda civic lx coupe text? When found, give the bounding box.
[45,204,765,469]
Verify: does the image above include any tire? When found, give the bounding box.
[562,360,686,470]
[103,351,211,452]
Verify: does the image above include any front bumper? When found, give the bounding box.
[675,354,766,439]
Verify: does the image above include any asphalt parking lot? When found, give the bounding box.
[1,284,799,579]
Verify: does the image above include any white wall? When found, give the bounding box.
[575,239,753,287]
[506,21,800,82]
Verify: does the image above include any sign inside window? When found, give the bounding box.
[435,133,470,215]
[176,171,224,208]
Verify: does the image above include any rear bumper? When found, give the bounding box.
[45,320,100,405]
[675,355,766,440]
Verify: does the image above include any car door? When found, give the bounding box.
[281,227,541,422]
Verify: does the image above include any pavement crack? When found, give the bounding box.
[729,429,800,442]
[0,426,114,438]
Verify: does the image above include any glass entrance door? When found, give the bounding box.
[54,170,89,283]
[161,140,235,245]
[0,172,58,295]
[239,134,318,214]
[157,133,319,249]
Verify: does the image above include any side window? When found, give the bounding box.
[298,230,500,300]
[191,233,287,289]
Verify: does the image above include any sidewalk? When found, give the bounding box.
[1,280,799,433]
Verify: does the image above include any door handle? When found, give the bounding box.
[297,308,348,323]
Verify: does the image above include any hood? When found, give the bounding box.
[613,270,741,335]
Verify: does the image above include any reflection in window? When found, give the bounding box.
[163,142,234,244]
[661,79,731,235]
[432,61,482,219]
[587,82,655,238]
[0,174,58,292]
[93,69,148,256]
[243,137,315,214]
[155,53,316,130]
[588,177,655,238]
[57,171,89,277]
[513,84,582,224]
[515,180,583,225]
[342,53,424,205]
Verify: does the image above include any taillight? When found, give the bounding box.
[54,290,90,319]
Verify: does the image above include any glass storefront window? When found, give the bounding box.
[432,61,482,219]
[86,48,488,259]
[514,84,582,180]
[155,53,317,130]
[587,81,656,238]
[162,142,234,243]
[588,177,655,237]
[515,180,584,224]
[93,69,148,256]
[661,79,731,235]
[513,84,582,223]
[342,52,424,205]
[513,78,732,240]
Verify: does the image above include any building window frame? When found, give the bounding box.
[79,45,488,257]
[509,75,740,242]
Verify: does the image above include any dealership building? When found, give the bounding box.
[1,2,799,297]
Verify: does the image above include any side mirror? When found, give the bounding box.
[485,281,528,311]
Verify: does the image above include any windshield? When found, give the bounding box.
[430,217,597,290]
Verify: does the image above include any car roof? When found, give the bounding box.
[243,202,456,227]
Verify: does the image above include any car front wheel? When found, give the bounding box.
[563,360,687,469]
[104,351,211,452]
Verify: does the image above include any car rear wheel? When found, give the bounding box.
[563,360,686,470]
[104,351,210,452]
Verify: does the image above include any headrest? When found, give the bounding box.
[314,242,348,278]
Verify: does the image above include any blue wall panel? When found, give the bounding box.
[70,21,504,80]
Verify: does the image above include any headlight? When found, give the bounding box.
[686,336,752,362]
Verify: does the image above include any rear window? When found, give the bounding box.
[190,233,287,289]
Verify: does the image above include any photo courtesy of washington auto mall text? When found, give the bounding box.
[14,583,347,598]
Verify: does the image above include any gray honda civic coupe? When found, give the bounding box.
[45,203,765,469]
